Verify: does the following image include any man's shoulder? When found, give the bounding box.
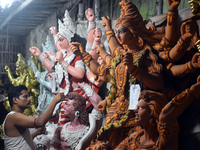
[6,111,24,122]
[5,111,29,130]
[6,111,16,118]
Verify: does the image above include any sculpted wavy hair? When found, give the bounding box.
[114,0,164,74]
[66,92,89,126]
[139,90,169,126]
[115,0,165,47]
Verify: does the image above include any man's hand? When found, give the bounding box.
[54,93,65,103]
[35,127,46,135]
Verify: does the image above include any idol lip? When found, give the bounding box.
[118,38,121,42]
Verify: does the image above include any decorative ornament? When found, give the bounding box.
[61,122,89,149]
[91,109,103,120]
[54,53,75,96]
[75,111,80,117]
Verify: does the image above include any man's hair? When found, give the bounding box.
[8,85,27,107]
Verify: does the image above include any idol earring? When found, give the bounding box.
[75,111,80,117]
[137,36,144,47]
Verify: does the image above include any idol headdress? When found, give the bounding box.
[57,10,76,42]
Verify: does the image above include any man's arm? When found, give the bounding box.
[10,93,64,128]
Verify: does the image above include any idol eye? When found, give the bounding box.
[119,30,126,34]
[65,102,70,106]
[58,38,64,42]
[139,107,143,110]
[118,28,127,34]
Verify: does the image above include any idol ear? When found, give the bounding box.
[149,118,156,126]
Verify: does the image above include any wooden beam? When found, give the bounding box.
[0,0,34,30]
[13,17,46,21]
[34,0,69,4]
[1,32,28,36]
[68,0,82,13]
[18,9,57,16]
[9,22,41,26]
[29,3,65,8]
[0,35,17,38]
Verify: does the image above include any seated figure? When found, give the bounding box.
[51,82,103,150]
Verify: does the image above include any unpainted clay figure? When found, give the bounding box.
[115,76,200,150]
[70,0,167,148]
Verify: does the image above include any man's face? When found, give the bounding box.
[16,90,31,109]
